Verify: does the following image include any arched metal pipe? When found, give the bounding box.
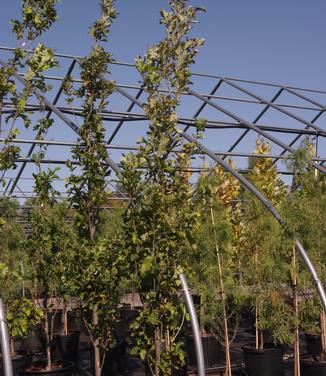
[179,273,205,376]
[0,299,13,376]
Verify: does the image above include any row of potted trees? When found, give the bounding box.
[187,137,326,376]
[0,1,325,376]
[1,142,325,376]
[1,136,324,376]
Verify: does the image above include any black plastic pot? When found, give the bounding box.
[186,334,222,369]
[52,331,80,364]
[115,309,139,341]
[90,341,128,375]
[119,308,139,322]
[242,346,283,376]
[305,333,323,358]
[0,354,31,376]
[20,328,46,354]
[301,359,326,376]
[18,361,74,376]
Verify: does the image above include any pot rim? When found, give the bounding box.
[242,345,284,354]
[19,360,74,374]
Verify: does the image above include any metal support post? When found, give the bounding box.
[0,299,13,376]
[179,273,205,376]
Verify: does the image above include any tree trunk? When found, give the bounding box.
[10,338,15,356]
[255,299,259,350]
[254,248,263,350]
[321,311,326,361]
[291,245,300,376]
[44,296,52,370]
[199,294,205,335]
[93,308,101,376]
[154,326,161,376]
[210,207,232,376]
[62,300,68,335]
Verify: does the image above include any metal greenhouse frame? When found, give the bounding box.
[0,45,326,376]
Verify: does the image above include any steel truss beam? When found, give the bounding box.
[1,46,326,376]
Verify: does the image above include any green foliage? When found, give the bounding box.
[0,197,25,265]
[284,138,315,183]
[121,1,205,374]
[11,0,59,41]
[242,137,293,347]
[26,169,64,298]
[64,2,126,374]
[0,145,20,174]
[136,1,205,94]
[191,163,247,346]
[66,45,115,243]
[24,44,58,91]
[282,141,326,338]
[7,298,43,341]
[70,237,124,347]
[33,167,60,205]
[0,0,59,187]
[89,0,118,42]
[0,263,43,344]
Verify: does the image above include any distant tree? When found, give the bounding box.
[0,197,25,266]
[243,137,293,349]
[283,139,326,362]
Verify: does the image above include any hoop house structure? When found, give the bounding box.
[0,42,325,292]
[0,45,326,200]
[0,40,326,376]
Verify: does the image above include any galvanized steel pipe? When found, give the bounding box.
[179,273,205,376]
[0,299,13,376]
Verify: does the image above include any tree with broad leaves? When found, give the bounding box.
[0,0,59,187]
[65,1,126,375]
[120,1,205,375]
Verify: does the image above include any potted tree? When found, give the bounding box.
[64,2,127,375]
[120,1,205,375]
[49,202,80,366]
[282,140,326,376]
[20,167,75,376]
[0,263,43,376]
[241,137,294,376]
[0,197,25,267]
[189,163,245,375]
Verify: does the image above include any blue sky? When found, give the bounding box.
[1,0,326,88]
[1,1,326,196]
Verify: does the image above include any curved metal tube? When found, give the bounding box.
[295,239,326,312]
[179,273,205,376]
[0,299,13,376]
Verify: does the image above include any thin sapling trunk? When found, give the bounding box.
[62,300,68,335]
[43,295,52,370]
[321,311,326,361]
[10,338,15,356]
[154,326,161,376]
[291,245,301,376]
[199,294,205,335]
[210,207,232,376]
[254,247,264,350]
[93,308,101,376]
